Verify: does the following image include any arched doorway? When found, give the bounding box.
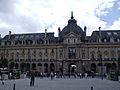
[105,63,111,73]
[91,63,96,73]
[20,63,26,72]
[38,63,42,72]
[97,63,103,76]
[111,63,116,70]
[97,63,103,66]
[44,63,48,73]
[68,63,77,75]
[26,63,30,71]
[15,63,19,69]
[9,62,15,69]
[50,63,55,72]
[32,63,36,70]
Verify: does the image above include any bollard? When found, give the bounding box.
[13,83,15,90]
[91,86,93,90]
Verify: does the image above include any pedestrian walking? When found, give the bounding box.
[79,73,82,79]
[30,71,35,86]
[1,75,4,85]
[50,71,54,80]
[85,73,88,78]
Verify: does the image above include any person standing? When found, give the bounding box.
[50,71,54,80]
[30,71,35,86]
[85,73,88,79]
[79,73,82,79]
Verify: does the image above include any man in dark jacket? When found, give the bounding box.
[30,71,35,86]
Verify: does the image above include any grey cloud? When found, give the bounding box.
[0,0,16,14]
[0,27,10,37]
[0,0,43,36]
[18,16,42,32]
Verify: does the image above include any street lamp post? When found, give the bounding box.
[100,55,103,80]
[98,27,103,80]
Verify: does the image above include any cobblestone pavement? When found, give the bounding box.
[0,77,120,90]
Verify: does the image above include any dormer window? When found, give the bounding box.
[26,35,29,38]
[36,35,39,38]
[46,40,48,44]
[117,39,120,42]
[30,35,34,38]
[107,32,111,36]
[113,32,118,35]
[104,39,106,42]
[68,39,70,43]
[110,38,114,42]
[20,35,24,39]
[15,36,19,39]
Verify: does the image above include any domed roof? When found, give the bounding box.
[60,12,84,37]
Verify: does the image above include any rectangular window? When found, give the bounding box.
[68,47,76,59]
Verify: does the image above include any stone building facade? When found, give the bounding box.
[0,13,120,76]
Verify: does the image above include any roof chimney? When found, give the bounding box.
[58,27,61,37]
[84,26,87,36]
[9,31,11,39]
[98,27,101,43]
[45,29,47,38]
[71,11,74,19]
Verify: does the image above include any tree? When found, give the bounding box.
[2,59,8,68]
[9,62,15,69]
[0,58,8,68]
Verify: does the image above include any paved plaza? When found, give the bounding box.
[0,77,120,90]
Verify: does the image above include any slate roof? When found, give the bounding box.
[59,16,84,38]
[1,32,58,43]
[90,30,120,42]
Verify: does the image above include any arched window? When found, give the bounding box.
[39,51,42,59]
[104,51,109,60]
[11,52,14,60]
[51,49,54,59]
[118,50,120,60]
[21,49,25,57]
[16,51,19,59]
[90,51,95,60]
[59,49,63,59]
[111,50,116,60]
[97,50,102,60]
[44,49,48,59]
[33,49,36,58]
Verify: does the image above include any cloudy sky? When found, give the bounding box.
[0,0,120,37]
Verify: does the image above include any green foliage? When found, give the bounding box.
[9,62,15,69]
[0,59,8,68]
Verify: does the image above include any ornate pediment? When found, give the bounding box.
[64,32,80,38]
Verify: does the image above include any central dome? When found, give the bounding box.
[60,12,84,37]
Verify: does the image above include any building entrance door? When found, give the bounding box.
[68,63,77,75]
